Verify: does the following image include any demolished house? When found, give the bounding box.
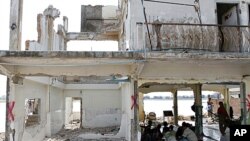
[1,0,250,141]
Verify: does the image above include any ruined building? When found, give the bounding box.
[1,0,250,141]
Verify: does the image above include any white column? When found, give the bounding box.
[9,0,23,51]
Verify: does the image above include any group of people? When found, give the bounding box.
[141,97,235,140]
[141,121,198,141]
[191,97,233,136]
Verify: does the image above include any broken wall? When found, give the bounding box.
[26,6,66,51]
[64,89,122,128]
[14,79,48,141]
[81,5,118,32]
[127,0,250,51]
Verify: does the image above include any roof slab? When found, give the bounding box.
[0,51,250,84]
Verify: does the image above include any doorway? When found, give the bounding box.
[65,97,82,129]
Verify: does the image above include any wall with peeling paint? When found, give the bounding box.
[126,0,250,51]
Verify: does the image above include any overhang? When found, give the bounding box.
[0,51,250,85]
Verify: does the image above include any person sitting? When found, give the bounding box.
[181,122,198,141]
[175,126,184,141]
[164,125,176,141]
[163,121,170,133]
[152,123,163,141]
[141,127,152,141]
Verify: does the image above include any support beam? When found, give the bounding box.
[138,92,145,122]
[223,88,230,114]
[9,0,23,50]
[172,90,178,126]
[131,80,138,141]
[192,84,203,140]
[5,78,10,141]
[240,82,247,124]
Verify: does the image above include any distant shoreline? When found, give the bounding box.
[144,98,208,100]
[0,100,6,103]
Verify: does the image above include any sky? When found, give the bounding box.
[0,0,118,96]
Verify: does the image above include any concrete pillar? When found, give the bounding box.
[192,84,203,139]
[63,16,68,32]
[62,16,68,50]
[5,76,19,141]
[131,80,138,141]
[45,85,51,137]
[240,82,247,124]
[43,5,60,51]
[223,88,230,114]
[5,78,11,141]
[138,92,145,122]
[172,90,178,126]
[9,0,23,51]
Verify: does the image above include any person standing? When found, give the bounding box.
[217,101,230,135]
[207,97,213,117]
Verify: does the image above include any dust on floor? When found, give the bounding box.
[43,122,125,141]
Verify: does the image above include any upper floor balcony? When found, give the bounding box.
[136,22,250,53]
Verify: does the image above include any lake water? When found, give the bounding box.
[144,99,208,117]
[0,99,208,132]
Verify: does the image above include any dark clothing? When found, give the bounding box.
[230,107,234,119]
[175,127,183,140]
[217,103,230,135]
[141,133,151,141]
[191,104,195,112]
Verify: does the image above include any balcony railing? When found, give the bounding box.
[136,22,250,53]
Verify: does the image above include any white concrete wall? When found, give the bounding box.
[13,77,65,141]
[102,6,117,19]
[49,86,64,134]
[65,97,73,125]
[117,82,134,141]
[64,89,122,128]
[14,79,48,141]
